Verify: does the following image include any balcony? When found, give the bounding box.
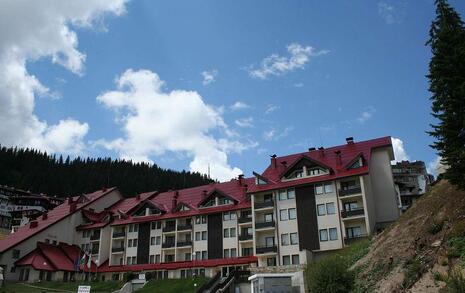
[90,233,100,241]
[238,234,253,241]
[254,200,274,210]
[238,217,252,224]
[162,242,176,249]
[111,246,124,253]
[339,187,362,197]
[162,226,176,233]
[341,208,365,219]
[112,231,125,238]
[176,224,192,231]
[255,221,275,230]
[176,240,192,247]
[256,245,277,254]
[344,234,368,245]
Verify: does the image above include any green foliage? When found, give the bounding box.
[307,256,355,293]
[427,0,465,190]
[402,257,423,289]
[428,221,444,235]
[444,269,465,293]
[123,272,136,282]
[0,145,213,197]
[134,277,209,293]
[447,237,465,265]
[145,271,156,281]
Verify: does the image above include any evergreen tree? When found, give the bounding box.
[427,0,465,189]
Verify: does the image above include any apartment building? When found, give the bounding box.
[0,136,400,283]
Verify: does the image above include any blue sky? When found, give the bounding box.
[1,0,464,181]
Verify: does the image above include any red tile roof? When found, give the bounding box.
[0,188,118,253]
[98,256,258,272]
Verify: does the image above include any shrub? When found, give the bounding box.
[428,221,444,235]
[123,272,135,282]
[307,256,355,293]
[447,237,465,261]
[145,271,155,281]
[445,269,465,293]
[402,257,423,289]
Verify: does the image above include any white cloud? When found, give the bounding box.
[96,69,248,182]
[230,101,250,111]
[248,43,329,80]
[201,69,218,85]
[357,106,376,123]
[378,1,404,24]
[293,82,304,88]
[235,117,254,128]
[263,126,293,141]
[265,104,279,114]
[0,0,127,154]
[391,137,410,162]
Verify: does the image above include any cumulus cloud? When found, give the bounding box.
[378,1,405,24]
[96,69,248,181]
[235,117,254,128]
[391,137,410,162]
[230,101,250,111]
[0,0,127,154]
[201,69,218,85]
[248,43,329,79]
[357,106,376,123]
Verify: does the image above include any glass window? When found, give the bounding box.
[195,251,201,260]
[230,228,236,237]
[133,239,138,247]
[315,184,324,195]
[326,202,336,215]
[230,212,237,220]
[156,254,161,263]
[324,183,333,193]
[329,228,338,241]
[224,249,230,258]
[317,204,326,216]
[287,189,295,199]
[292,254,300,265]
[319,229,328,242]
[265,237,275,247]
[281,234,289,246]
[223,228,229,238]
[202,231,207,240]
[280,209,288,221]
[126,257,131,265]
[223,212,230,221]
[156,236,161,245]
[288,208,297,220]
[231,248,237,257]
[149,255,154,264]
[195,232,200,241]
[202,216,207,224]
[265,213,273,222]
[267,257,276,267]
[279,190,287,201]
[150,237,155,245]
[290,233,298,245]
[195,217,201,224]
[202,251,207,260]
[282,255,291,265]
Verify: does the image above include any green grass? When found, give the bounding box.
[0,280,123,293]
[134,277,209,293]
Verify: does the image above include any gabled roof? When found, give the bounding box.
[279,154,334,178]
[197,188,238,207]
[172,201,195,212]
[130,199,166,216]
[0,187,118,253]
[344,152,365,170]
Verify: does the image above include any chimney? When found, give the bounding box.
[42,213,48,220]
[172,198,177,209]
[29,220,38,228]
[238,174,244,186]
[308,147,316,152]
[318,147,325,157]
[67,197,73,205]
[335,150,342,165]
[270,154,277,169]
[346,137,354,144]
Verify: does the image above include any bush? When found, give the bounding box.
[428,221,444,235]
[145,271,155,281]
[447,237,465,261]
[445,269,465,293]
[307,256,355,293]
[123,272,135,282]
[402,258,422,289]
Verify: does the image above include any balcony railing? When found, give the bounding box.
[344,234,368,245]
[339,186,362,196]
[176,240,192,247]
[238,234,253,241]
[162,226,176,233]
[162,242,176,249]
[90,233,100,241]
[176,224,192,231]
[341,208,365,218]
[112,231,125,238]
[254,200,274,210]
[255,221,275,229]
[256,245,277,254]
[111,246,124,253]
[238,216,252,224]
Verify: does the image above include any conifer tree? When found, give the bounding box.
[427,0,465,189]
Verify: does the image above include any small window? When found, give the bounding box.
[265,213,273,222]
[195,232,201,241]
[223,249,230,258]
[230,212,237,220]
[202,216,207,224]
[280,209,288,221]
[278,190,287,201]
[315,184,324,195]
[223,212,230,221]
[281,234,289,246]
[317,204,326,216]
[329,228,338,241]
[150,237,155,246]
[230,228,236,237]
[127,257,131,265]
[156,236,161,245]
[282,255,291,265]
[156,254,161,263]
[149,255,155,264]
[292,254,300,265]
[195,217,201,224]
[290,233,298,245]
[324,183,333,193]
[133,239,138,247]
[201,231,207,240]
[223,228,229,238]
[288,208,296,220]
[319,229,328,242]
[231,248,237,257]
[195,251,201,260]
[287,189,295,199]
[202,251,207,260]
[267,257,276,267]
[326,202,336,215]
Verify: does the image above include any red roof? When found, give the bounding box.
[98,256,258,273]
[15,242,97,272]
[0,188,118,253]
[248,136,393,193]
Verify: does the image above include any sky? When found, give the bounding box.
[1,0,463,182]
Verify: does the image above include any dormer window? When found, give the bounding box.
[198,189,237,208]
[348,160,361,169]
[307,167,327,176]
[202,199,215,207]
[288,169,304,179]
[257,178,267,185]
[281,155,332,181]
[148,208,161,215]
[218,197,233,205]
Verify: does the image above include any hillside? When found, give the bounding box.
[353,180,465,292]
[0,146,213,197]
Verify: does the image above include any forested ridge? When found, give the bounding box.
[0,146,213,197]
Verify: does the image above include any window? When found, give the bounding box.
[264,194,273,202]
[265,213,273,222]
[202,216,207,224]
[201,231,207,240]
[12,249,20,259]
[292,254,300,265]
[195,216,201,224]
[344,202,359,211]
[230,212,237,220]
[128,239,132,247]
[231,248,237,257]
[223,228,235,238]
[202,251,207,260]
[156,236,161,245]
[329,228,338,241]
[242,247,253,256]
[132,256,136,264]
[282,255,291,265]
[346,226,362,238]
[223,212,230,221]
[223,228,229,238]
[290,233,298,245]
[265,236,275,247]
[155,254,161,263]
[278,190,287,201]
[317,204,326,216]
[149,255,155,264]
[195,232,201,241]
[133,239,138,247]
[126,257,131,265]
[151,221,161,229]
[324,183,333,193]
[195,251,201,260]
[185,253,191,261]
[281,234,289,246]
[230,228,236,237]
[280,209,288,221]
[150,237,155,246]
[326,202,336,215]
[315,184,324,195]
[287,189,295,199]
[319,229,328,242]
[267,257,276,266]
[224,249,230,258]
[288,208,296,220]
